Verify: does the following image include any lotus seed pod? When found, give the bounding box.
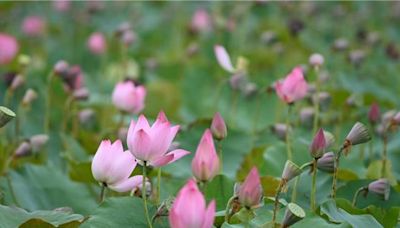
[281,203,306,228]
[368,178,390,201]
[0,106,16,128]
[345,122,371,147]
[281,160,302,182]
[317,152,335,173]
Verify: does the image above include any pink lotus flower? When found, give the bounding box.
[0,33,19,65]
[191,9,211,33]
[87,32,106,55]
[112,81,146,114]
[192,129,220,182]
[91,139,144,192]
[368,102,380,125]
[214,45,235,73]
[210,112,227,140]
[238,167,263,208]
[127,112,190,167]
[275,67,308,104]
[22,16,46,37]
[169,179,215,228]
[310,128,326,159]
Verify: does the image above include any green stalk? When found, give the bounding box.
[310,158,318,211]
[44,72,54,134]
[331,146,344,198]
[312,66,320,134]
[381,134,388,178]
[142,162,153,228]
[156,168,161,205]
[286,105,293,161]
[217,140,223,173]
[99,184,106,203]
[352,187,367,207]
[272,180,284,225]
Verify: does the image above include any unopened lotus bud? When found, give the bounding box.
[211,112,227,140]
[281,203,306,228]
[348,50,366,67]
[30,134,49,152]
[310,128,326,159]
[368,179,390,200]
[243,83,258,97]
[333,38,349,51]
[323,130,335,149]
[22,89,38,106]
[229,73,246,90]
[368,102,380,125]
[121,30,136,46]
[313,92,331,111]
[344,122,371,151]
[309,53,324,68]
[53,60,69,75]
[238,167,262,208]
[300,107,314,127]
[14,141,32,157]
[317,152,335,173]
[281,160,302,182]
[79,108,95,124]
[271,123,290,141]
[73,87,89,100]
[10,74,24,91]
[0,106,16,128]
[18,54,31,67]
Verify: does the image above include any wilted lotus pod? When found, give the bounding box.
[53,60,69,75]
[300,107,314,127]
[281,203,306,228]
[323,130,335,149]
[14,141,32,158]
[368,102,380,125]
[312,92,331,111]
[344,122,371,154]
[211,112,227,140]
[309,53,324,68]
[317,152,335,173]
[271,123,290,141]
[381,110,396,129]
[10,74,25,91]
[0,106,16,128]
[30,134,49,153]
[22,89,38,106]
[281,160,302,182]
[368,178,390,200]
[333,38,349,51]
[310,128,326,159]
[73,87,90,100]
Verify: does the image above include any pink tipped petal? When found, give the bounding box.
[150,154,174,167]
[169,207,185,228]
[128,129,152,161]
[157,111,168,123]
[211,112,227,140]
[275,67,308,104]
[214,45,235,73]
[202,200,216,228]
[107,150,137,184]
[109,175,143,192]
[166,149,191,164]
[192,130,219,181]
[0,33,19,65]
[238,167,262,208]
[91,140,112,183]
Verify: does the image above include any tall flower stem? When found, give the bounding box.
[44,72,54,134]
[217,140,223,173]
[6,173,19,206]
[331,146,345,198]
[272,180,284,224]
[312,66,320,134]
[99,184,106,203]
[352,187,367,207]
[62,96,73,133]
[230,90,239,128]
[142,162,153,228]
[286,105,293,161]
[381,134,388,178]
[291,176,300,203]
[310,158,318,211]
[368,140,374,165]
[156,168,162,205]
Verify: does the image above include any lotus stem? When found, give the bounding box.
[331,146,344,198]
[156,168,161,205]
[310,158,318,211]
[99,183,106,203]
[142,162,153,228]
[381,134,388,178]
[272,180,284,224]
[44,72,54,134]
[312,66,320,134]
[352,187,367,207]
[286,105,293,161]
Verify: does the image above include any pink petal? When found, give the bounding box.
[91,140,112,183]
[149,154,174,167]
[202,200,216,228]
[166,149,191,164]
[127,129,152,161]
[108,175,143,193]
[214,45,235,73]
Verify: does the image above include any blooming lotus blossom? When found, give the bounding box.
[87,32,106,55]
[127,112,190,167]
[22,16,46,37]
[0,33,19,65]
[275,67,308,104]
[210,112,227,140]
[112,81,146,114]
[191,9,211,33]
[192,129,220,182]
[169,179,215,228]
[91,140,144,192]
[214,45,235,73]
[238,167,262,208]
[310,128,326,159]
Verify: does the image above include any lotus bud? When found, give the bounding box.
[211,112,227,140]
[275,67,308,104]
[281,160,302,182]
[300,107,314,127]
[30,134,49,152]
[271,123,290,141]
[344,122,371,153]
[0,33,19,65]
[132,180,152,198]
[0,106,16,128]
[317,152,335,173]
[22,16,45,37]
[281,203,306,228]
[18,54,31,67]
[368,179,390,200]
[14,141,32,158]
[87,32,106,55]
[238,167,263,208]
[310,128,326,159]
[313,92,331,111]
[73,87,90,100]
[309,53,324,68]
[53,0,70,12]
[10,75,24,91]
[333,38,349,51]
[368,102,380,125]
[53,60,69,75]
[323,130,335,149]
[22,89,38,106]
[190,9,211,33]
